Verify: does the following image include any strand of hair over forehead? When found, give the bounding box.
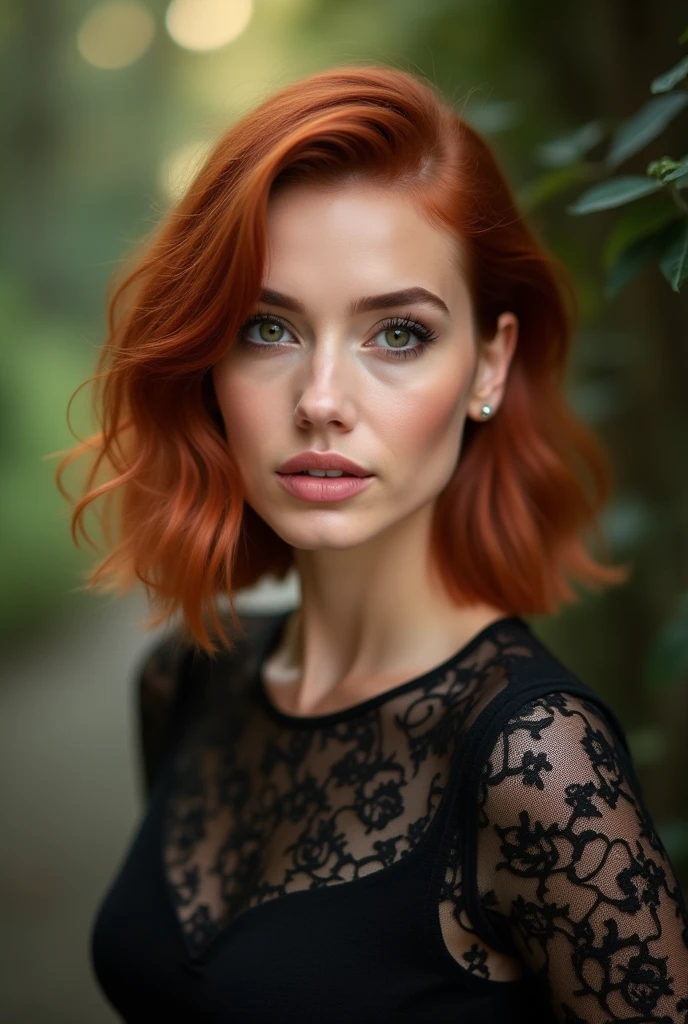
[189,66,454,231]
[232,66,444,170]
[52,63,631,655]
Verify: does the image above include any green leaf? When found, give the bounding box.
[604,228,671,298]
[568,175,663,214]
[647,155,684,180]
[536,120,606,167]
[651,54,688,93]
[518,163,592,211]
[606,91,688,168]
[662,155,688,182]
[602,194,681,271]
[659,219,688,290]
[665,167,688,185]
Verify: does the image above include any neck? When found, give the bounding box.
[262,504,509,717]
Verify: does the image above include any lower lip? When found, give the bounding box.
[276,473,374,503]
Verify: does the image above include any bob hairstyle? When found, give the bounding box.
[54,63,630,655]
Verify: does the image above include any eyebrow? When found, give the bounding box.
[258,286,451,319]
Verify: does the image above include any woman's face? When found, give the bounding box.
[211,181,516,552]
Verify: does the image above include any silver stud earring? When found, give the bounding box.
[480,403,493,419]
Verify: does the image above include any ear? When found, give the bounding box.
[466,312,518,422]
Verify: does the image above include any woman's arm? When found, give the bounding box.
[475,691,688,1022]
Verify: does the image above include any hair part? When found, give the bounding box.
[53,62,630,655]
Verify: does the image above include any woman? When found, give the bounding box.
[57,64,688,1022]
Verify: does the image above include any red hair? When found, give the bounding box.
[53,63,630,655]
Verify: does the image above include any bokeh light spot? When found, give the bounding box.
[165,0,253,52]
[76,1,156,70]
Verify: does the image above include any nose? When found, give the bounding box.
[292,347,357,432]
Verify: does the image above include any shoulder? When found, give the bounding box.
[474,688,654,917]
[451,617,631,768]
[471,625,642,827]
[135,626,200,794]
[136,605,287,689]
[471,617,634,763]
[135,627,194,702]
[479,689,635,813]
[450,625,643,871]
[134,607,286,795]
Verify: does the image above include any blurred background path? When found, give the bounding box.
[2,592,152,1022]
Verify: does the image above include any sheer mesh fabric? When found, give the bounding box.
[139,611,688,1022]
[159,616,528,962]
[437,690,688,1020]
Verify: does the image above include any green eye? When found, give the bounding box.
[239,314,294,347]
[371,317,439,360]
[258,321,286,343]
[239,312,439,362]
[382,327,412,349]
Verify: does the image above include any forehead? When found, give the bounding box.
[264,182,466,306]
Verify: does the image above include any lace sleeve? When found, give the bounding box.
[136,632,193,800]
[474,691,688,1022]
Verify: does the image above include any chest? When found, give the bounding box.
[91,666,530,1021]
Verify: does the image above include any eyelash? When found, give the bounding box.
[238,312,439,361]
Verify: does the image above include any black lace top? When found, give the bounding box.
[90,610,688,1023]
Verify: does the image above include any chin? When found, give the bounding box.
[273,519,377,552]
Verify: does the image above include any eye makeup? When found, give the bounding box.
[237,311,440,362]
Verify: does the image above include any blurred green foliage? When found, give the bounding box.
[521,22,688,729]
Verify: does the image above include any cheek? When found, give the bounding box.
[212,368,267,452]
[390,376,467,461]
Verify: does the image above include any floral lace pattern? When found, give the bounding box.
[440,691,688,1021]
[156,613,688,1022]
[161,619,527,960]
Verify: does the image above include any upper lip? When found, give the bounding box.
[277,452,372,476]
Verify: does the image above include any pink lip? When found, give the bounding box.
[276,472,374,503]
[277,451,370,476]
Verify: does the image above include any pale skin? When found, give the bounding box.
[212,180,519,720]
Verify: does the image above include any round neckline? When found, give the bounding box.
[255,612,529,728]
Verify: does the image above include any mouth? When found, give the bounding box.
[276,471,375,503]
[276,452,372,476]
[284,471,369,477]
